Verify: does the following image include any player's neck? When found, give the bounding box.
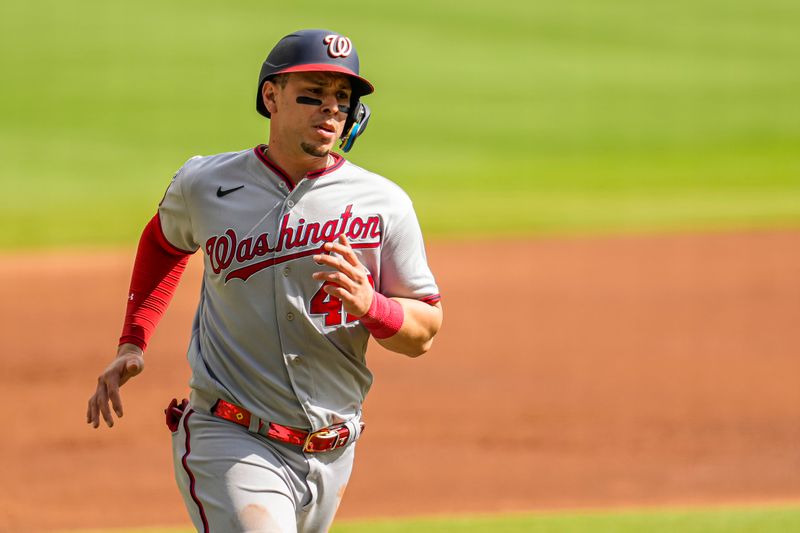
[262,144,334,185]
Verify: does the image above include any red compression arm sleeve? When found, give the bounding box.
[118,214,191,350]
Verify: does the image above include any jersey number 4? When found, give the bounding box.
[310,275,375,327]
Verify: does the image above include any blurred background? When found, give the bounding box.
[1,0,798,247]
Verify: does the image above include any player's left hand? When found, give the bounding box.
[312,234,374,317]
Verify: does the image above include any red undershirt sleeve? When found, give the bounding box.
[118,214,193,350]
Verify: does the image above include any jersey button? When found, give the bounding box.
[286,312,295,321]
[283,267,291,277]
[287,200,295,208]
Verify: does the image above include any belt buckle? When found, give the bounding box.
[303,426,342,453]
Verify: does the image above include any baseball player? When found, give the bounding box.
[86,29,442,532]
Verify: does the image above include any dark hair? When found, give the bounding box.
[269,74,289,88]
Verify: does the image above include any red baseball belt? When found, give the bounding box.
[211,399,362,453]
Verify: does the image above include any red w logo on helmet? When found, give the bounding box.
[324,35,353,58]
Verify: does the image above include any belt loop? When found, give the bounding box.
[344,412,363,443]
[247,412,262,434]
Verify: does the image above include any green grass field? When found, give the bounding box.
[63,505,800,533]
[1,0,799,248]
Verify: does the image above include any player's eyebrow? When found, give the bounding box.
[302,74,351,92]
[304,75,328,85]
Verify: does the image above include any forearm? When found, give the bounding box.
[118,342,144,358]
[373,299,443,357]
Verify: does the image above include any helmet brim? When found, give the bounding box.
[274,63,374,95]
[256,64,374,118]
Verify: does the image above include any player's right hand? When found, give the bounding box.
[86,344,144,428]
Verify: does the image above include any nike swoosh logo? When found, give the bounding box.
[217,185,245,198]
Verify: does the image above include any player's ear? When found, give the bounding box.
[262,81,279,115]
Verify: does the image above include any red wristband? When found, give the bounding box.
[360,292,404,339]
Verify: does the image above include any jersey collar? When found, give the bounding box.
[254,145,345,191]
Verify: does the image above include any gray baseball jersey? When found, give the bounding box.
[159,145,440,432]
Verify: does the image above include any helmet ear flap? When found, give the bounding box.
[340,102,370,152]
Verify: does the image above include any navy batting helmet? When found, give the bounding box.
[256,29,374,118]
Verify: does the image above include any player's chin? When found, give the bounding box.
[300,141,334,159]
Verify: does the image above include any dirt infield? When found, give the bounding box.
[1,230,799,531]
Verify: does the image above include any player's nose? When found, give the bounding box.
[320,93,344,116]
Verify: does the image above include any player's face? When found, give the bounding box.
[269,72,352,159]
